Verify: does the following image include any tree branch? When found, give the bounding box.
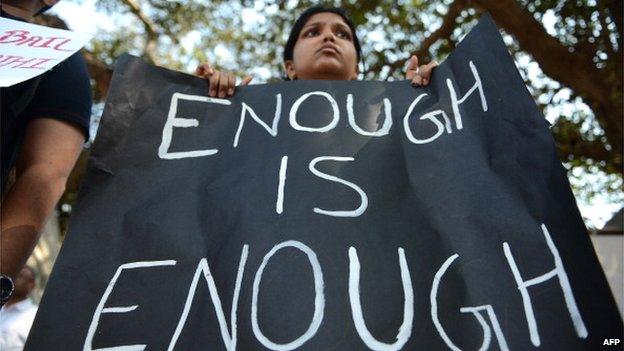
[472,0,622,163]
[553,125,622,174]
[145,0,181,45]
[368,0,464,79]
[413,0,465,60]
[120,0,160,63]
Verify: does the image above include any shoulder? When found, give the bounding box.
[53,52,90,76]
[40,52,90,91]
[28,52,93,140]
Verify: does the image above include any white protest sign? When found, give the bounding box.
[0,17,92,87]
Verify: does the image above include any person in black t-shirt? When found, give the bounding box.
[0,0,92,295]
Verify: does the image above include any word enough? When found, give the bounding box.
[158,61,488,160]
[83,223,587,351]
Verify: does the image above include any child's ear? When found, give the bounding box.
[284,60,296,80]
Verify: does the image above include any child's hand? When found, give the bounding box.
[195,62,253,98]
[405,55,437,86]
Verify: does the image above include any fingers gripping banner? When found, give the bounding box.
[26,14,622,351]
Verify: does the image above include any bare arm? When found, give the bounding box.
[1,118,85,278]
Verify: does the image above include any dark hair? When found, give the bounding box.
[283,6,362,78]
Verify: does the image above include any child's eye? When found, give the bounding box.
[304,29,319,37]
[336,30,351,39]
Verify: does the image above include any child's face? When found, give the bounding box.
[285,12,358,81]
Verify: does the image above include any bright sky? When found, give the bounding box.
[49,1,621,229]
[52,1,115,34]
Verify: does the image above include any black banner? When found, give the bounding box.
[26,14,622,351]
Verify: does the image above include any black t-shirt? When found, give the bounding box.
[1,10,92,194]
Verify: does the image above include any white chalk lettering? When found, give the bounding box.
[233,94,282,147]
[348,247,414,351]
[159,92,230,159]
[251,240,325,351]
[430,254,461,351]
[446,61,488,130]
[289,91,339,132]
[459,305,509,351]
[403,93,452,144]
[83,260,177,351]
[276,155,288,214]
[308,156,368,217]
[503,223,588,347]
[168,245,249,351]
[346,94,393,136]
[431,255,510,351]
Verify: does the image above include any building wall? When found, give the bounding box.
[590,235,624,318]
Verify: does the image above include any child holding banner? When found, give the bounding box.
[196,6,437,97]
